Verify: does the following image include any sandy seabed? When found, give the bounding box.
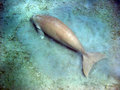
[0,0,120,89]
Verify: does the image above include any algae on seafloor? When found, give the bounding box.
[0,30,53,89]
[111,30,120,40]
[0,30,30,89]
[0,42,30,88]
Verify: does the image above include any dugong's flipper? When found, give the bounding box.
[37,28,44,39]
[35,23,44,39]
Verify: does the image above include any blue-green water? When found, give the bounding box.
[0,0,120,89]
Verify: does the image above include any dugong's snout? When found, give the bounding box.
[31,15,45,39]
[30,15,37,24]
[31,15,42,22]
[31,15,41,30]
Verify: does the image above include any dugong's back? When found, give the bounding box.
[33,15,83,51]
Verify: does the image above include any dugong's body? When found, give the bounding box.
[32,15,105,77]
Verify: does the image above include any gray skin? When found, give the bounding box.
[32,15,86,55]
[32,15,105,77]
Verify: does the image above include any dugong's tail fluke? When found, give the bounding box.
[82,52,105,77]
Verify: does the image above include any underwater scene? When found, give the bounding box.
[0,0,120,89]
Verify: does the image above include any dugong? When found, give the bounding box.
[31,15,105,77]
